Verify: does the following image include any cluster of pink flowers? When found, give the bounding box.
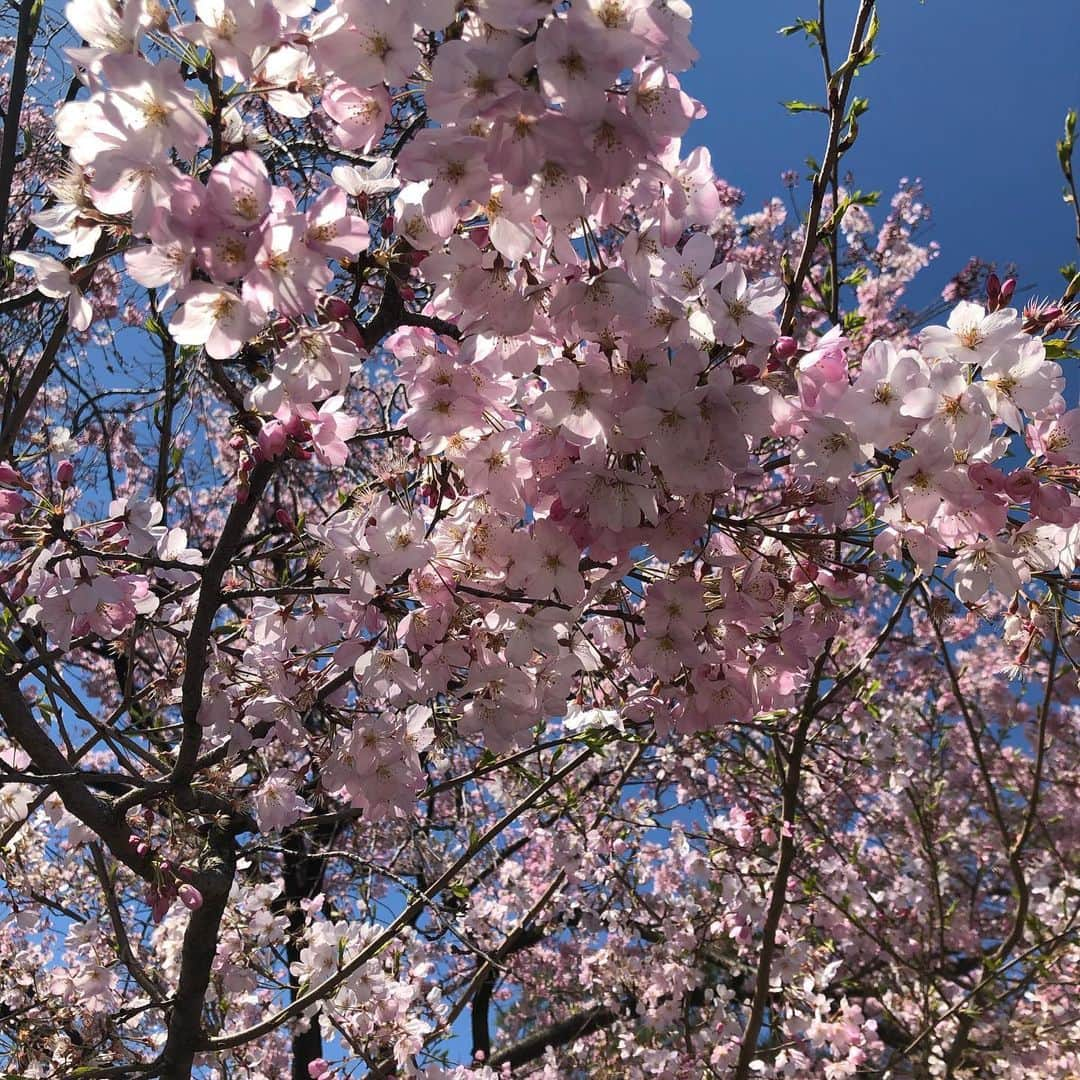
[0,0,1078,1076]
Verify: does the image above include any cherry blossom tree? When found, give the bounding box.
[1,0,1079,1077]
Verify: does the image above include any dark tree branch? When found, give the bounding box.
[0,0,41,253]
[486,1004,620,1071]
[170,460,275,790]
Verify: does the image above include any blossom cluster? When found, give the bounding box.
[1,0,1079,1075]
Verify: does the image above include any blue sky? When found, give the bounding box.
[681,0,1080,312]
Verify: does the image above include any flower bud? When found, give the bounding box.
[318,295,353,322]
[275,508,296,531]
[56,460,75,488]
[0,490,28,514]
[1000,277,1016,305]
[8,570,29,601]
[150,891,171,924]
[1031,482,1071,524]
[281,411,307,440]
[257,420,289,461]
[0,464,24,487]
[338,320,366,349]
[774,336,798,360]
[968,462,1007,493]
[1005,469,1038,502]
[986,272,1001,307]
[178,883,204,911]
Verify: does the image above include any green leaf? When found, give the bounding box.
[778,17,822,43]
[847,97,871,121]
[783,100,826,114]
[1058,108,1077,175]
[1044,339,1080,361]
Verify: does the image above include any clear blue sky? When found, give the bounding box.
[681,0,1080,311]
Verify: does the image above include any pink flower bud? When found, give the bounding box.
[8,570,29,601]
[774,336,798,360]
[178,883,204,911]
[0,464,24,487]
[1005,469,1039,502]
[56,460,75,488]
[0,490,28,514]
[150,892,171,924]
[308,1060,333,1080]
[318,296,353,322]
[275,508,296,531]
[986,272,1001,303]
[381,213,394,234]
[257,420,289,461]
[1031,482,1071,524]
[1000,277,1016,304]
[338,320,366,349]
[136,841,151,858]
[968,462,1007,494]
[281,411,306,439]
